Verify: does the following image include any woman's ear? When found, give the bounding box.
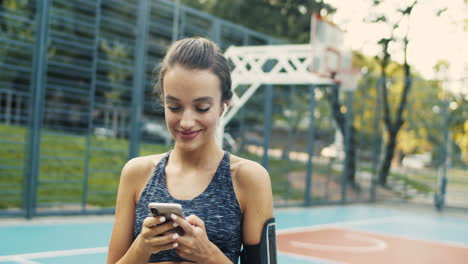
[220,101,230,117]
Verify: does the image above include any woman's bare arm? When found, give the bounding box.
[237,161,274,245]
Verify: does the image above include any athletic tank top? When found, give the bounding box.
[133,151,243,263]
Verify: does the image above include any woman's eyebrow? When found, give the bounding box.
[193,96,214,103]
[165,95,214,103]
[165,95,179,102]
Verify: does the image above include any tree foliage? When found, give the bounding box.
[180,0,335,43]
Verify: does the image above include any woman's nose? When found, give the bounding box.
[180,110,195,129]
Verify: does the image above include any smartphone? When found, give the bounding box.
[148,202,185,235]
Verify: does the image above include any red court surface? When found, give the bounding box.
[277,227,468,264]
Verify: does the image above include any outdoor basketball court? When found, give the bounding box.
[1,204,467,264]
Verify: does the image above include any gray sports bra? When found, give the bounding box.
[133,151,243,263]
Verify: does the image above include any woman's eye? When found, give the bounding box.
[168,106,181,112]
[196,107,210,112]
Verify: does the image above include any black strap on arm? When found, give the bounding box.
[240,217,277,264]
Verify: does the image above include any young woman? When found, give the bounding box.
[106,37,274,264]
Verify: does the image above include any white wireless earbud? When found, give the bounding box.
[221,103,228,117]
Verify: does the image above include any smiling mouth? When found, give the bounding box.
[177,130,201,139]
[179,130,200,135]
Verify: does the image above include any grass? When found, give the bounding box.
[0,124,169,209]
[389,173,434,193]
[1,124,465,210]
[0,124,313,209]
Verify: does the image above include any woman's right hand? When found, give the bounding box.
[136,216,179,255]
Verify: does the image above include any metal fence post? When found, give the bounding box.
[282,85,296,160]
[261,85,273,170]
[212,19,221,45]
[82,0,102,212]
[435,95,451,211]
[283,85,296,203]
[179,8,186,38]
[172,0,181,41]
[129,0,150,159]
[341,90,353,203]
[23,0,51,219]
[237,33,250,154]
[304,85,316,206]
[371,77,383,202]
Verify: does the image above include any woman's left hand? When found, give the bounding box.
[170,213,220,263]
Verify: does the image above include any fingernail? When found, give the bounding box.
[172,233,179,239]
[171,214,178,220]
[159,216,166,222]
[173,242,179,248]
[173,222,179,227]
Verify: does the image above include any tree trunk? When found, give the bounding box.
[379,129,398,185]
[325,85,357,187]
[378,36,413,186]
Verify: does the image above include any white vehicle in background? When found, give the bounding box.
[141,120,172,145]
[93,127,116,139]
[402,153,431,169]
[320,143,345,160]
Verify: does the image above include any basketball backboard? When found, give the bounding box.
[310,13,358,90]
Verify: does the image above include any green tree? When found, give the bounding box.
[181,0,335,43]
[368,0,418,185]
[0,0,34,91]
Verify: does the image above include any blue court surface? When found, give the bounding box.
[0,204,467,263]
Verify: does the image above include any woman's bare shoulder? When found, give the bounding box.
[121,153,168,181]
[120,153,169,202]
[229,154,270,187]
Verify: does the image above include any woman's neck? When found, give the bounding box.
[170,141,224,170]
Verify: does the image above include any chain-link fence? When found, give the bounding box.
[0,0,277,218]
[1,0,466,218]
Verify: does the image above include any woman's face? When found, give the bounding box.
[163,65,224,151]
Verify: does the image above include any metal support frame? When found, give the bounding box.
[435,95,451,211]
[219,44,334,147]
[218,44,347,206]
[261,85,273,170]
[24,0,51,219]
[2,0,285,218]
[341,90,353,203]
[128,0,150,159]
[284,85,296,158]
[212,18,221,44]
[304,85,316,206]
[371,78,383,202]
[82,0,102,212]
[172,0,181,41]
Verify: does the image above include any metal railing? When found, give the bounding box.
[1,0,465,218]
[0,0,277,218]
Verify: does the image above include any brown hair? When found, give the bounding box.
[153,37,232,103]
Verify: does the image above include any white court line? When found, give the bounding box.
[342,225,468,250]
[0,247,108,262]
[290,233,387,253]
[277,215,402,234]
[278,214,468,258]
[277,216,399,263]
[0,217,114,227]
[8,257,40,264]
